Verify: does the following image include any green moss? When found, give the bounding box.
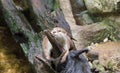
[102,19,120,41]
[92,19,120,43]
[106,59,120,72]
[53,0,59,10]
[4,11,20,33]
[92,60,105,73]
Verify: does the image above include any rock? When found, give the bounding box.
[75,11,93,25]
[87,42,120,68]
[72,23,107,49]
[84,0,120,13]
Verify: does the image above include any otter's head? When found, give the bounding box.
[51,27,68,44]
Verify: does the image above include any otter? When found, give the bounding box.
[42,27,76,63]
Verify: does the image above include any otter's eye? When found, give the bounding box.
[53,31,56,33]
[58,30,61,32]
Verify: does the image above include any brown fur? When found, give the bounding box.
[42,27,76,62]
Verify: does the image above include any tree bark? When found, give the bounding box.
[0,0,73,73]
[0,0,98,73]
[0,2,43,73]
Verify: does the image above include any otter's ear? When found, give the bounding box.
[71,37,77,41]
[66,33,77,41]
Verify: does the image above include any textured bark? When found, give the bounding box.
[0,0,42,69]
[0,0,71,73]
[0,0,93,73]
[34,55,57,73]
[27,0,72,35]
[84,0,120,13]
[27,0,48,32]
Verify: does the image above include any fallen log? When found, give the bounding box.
[57,48,92,73]
[34,55,57,73]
